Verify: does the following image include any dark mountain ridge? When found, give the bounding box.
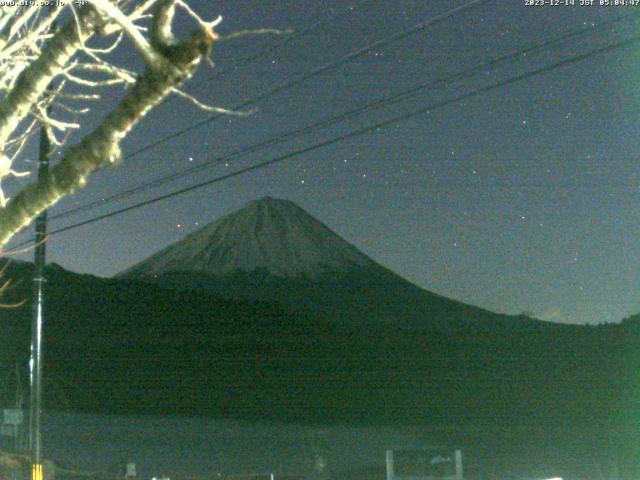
[0,258,634,428]
[119,197,549,332]
[0,197,638,476]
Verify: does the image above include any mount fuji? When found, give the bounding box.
[119,196,544,332]
[119,196,377,279]
[0,198,632,431]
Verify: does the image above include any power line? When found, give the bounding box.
[119,0,491,162]
[50,11,640,222]
[165,1,370,93]
[29,32,640,244]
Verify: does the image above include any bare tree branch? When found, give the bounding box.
[170,87,252,115]
[0,13,220,247]
[86,0,164,68]
[0,6,104,150]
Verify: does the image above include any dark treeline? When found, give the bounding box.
[0,261,638,478]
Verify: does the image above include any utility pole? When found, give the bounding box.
[30,10,56,476]
[29,113,50,480]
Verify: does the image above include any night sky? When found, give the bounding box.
[6,0,640,325]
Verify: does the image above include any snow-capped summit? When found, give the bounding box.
[117,196,546,332]
[119,197,377,279]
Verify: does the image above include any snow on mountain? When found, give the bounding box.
[119,197,378,279]
[116,197,550,332]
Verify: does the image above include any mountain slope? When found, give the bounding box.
[0,260,638,480]
[119,197,377,279]
[0,260,635,430]
[119,197,546,332]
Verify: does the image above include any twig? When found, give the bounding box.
[219,28,293,42]
[171,87,253,116]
